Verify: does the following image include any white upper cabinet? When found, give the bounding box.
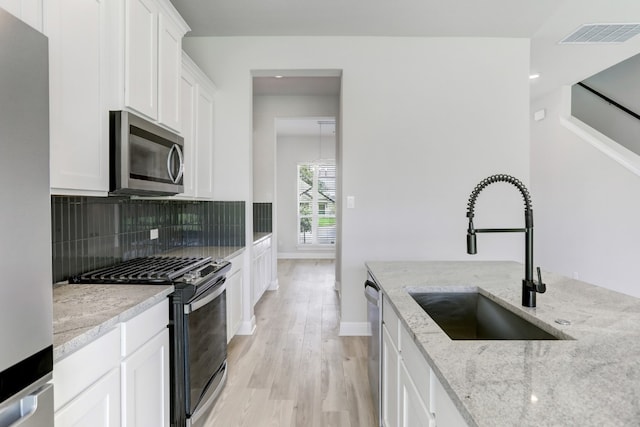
[179,59,197,198]
[179,53,216,200]
[124,0,158,120]
[0,0,43,32]
[46,0,189,195]
[157,10,183,131]
[195,80,215,199]
[47,0,110,195]
[108,0,189,132]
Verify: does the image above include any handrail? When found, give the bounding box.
[577,82,640,122]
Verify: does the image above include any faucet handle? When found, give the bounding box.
[534,266,546,293]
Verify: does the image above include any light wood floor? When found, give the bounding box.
[203,259,377,427]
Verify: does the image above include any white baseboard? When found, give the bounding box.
[339,321,370,336]
[278,252,335,260]
[235,316,257,336]
[268,279,279,291]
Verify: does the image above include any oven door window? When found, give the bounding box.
[185,286,227,415]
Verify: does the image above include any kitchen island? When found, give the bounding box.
[366,261,640,427]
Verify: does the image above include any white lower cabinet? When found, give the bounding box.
[382,325,399,427]
[400,362,435,427]
[251,236,272,306]
[121,330,169,427]
[54,327,121,427]
[55,368,120,427]
[226,253,243,342]
[432,375,468,427]
[54,299,170,427]
[381,295,466,427]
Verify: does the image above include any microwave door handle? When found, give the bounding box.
[174,144,184,183]
[167,144,184,184]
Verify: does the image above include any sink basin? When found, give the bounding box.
[408,290,560,340]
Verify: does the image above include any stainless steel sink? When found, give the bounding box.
[408,290,561,340]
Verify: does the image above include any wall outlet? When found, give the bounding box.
[150,229,159,240]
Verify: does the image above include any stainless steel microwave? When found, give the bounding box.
[110,110,184,196]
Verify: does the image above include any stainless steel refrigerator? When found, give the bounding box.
[0,7,54,427]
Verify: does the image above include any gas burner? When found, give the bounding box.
[70,256,215,285]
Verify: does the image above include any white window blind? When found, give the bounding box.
[297,162,336,245]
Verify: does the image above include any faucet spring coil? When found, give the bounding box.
[466,174,532,217]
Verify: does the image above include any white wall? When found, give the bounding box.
[253,95,339,202]
[532,89,640,298]
[185,36,531,332]
[277,134,336,255]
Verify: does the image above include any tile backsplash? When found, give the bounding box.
[253,202,272,233]
[51,197,245,283]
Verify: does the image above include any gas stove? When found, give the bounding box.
[70,256,231,288]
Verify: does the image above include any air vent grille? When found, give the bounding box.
[559,23,640,44]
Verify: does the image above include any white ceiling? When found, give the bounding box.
[171,0,640,101]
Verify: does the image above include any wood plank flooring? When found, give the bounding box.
[203,259,376,427]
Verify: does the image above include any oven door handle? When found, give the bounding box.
[184,278,226,314]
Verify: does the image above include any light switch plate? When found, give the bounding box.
[347,196,355,209]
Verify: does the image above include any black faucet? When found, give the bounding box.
[466,174,546,307]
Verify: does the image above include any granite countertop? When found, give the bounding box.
[52,283,173,362]
[160,245,245,260]
[53,246,245,362]
[365,261,640,427]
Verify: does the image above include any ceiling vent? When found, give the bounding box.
[559,23,640,44]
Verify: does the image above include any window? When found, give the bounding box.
[297,162,336,245]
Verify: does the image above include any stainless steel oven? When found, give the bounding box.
[72,256,231,427]
[170,264,230,427]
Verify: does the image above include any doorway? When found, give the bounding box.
[251,71,342,294]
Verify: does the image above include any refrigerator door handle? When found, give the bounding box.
[0,383,53,427]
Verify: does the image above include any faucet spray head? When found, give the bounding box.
[466,215,477,254]
[467,231,477,254]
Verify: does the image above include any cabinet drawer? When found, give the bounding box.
[121,298,169,357]
[54,326,121,411]
[382,296,400,350]
[400,325,432,413]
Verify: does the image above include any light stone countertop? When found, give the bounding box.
[52,283,173,362]
[365,261,640,427]
[53,246,245,362]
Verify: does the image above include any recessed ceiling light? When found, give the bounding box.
[274,75,283,79]
[529,73,540,80]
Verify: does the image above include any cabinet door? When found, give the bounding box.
[195,85,215,199]
[251,255,261,307]
[179,62,197,197]
[125,0,158,120]
[55,368,121,427]
[47,0,109,195]
[382,325,399,427]
[433,375,468,427]
[157,11,181,131]
[121,329,170,427]
[399,362,435,427]
[226,267,243,342]
[264,238,273,291]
